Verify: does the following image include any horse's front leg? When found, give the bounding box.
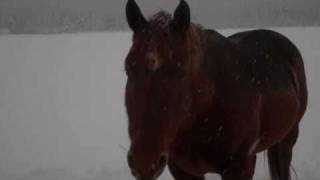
[221,155,256,180]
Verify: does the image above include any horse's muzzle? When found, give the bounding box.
[137,177,155,180]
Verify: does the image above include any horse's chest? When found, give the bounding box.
[169,99,261,174]
[170,135,222,175]
[170,123,233,175]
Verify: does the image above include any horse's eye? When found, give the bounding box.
[125,57,139,75]
[160,64,185,79]
[171,65,185,79]
[176,65,185,78]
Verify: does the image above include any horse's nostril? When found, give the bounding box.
[127,153,135,169]
[159,153,168,166]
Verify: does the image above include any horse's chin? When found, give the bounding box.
[136,165,166,180]
[153,165,166,180]
[137,178,156,180]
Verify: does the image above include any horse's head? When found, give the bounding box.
[125,0,202,179]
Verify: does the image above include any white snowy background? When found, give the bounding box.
[0,27,319,180]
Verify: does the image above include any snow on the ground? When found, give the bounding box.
[0,27,319,180]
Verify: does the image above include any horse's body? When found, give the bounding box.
[169,29,307,178]
[124,1,308,180]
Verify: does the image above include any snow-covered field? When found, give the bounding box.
[0,27,319,180]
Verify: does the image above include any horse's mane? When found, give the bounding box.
[185,20,204,74]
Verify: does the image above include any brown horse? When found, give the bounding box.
[124,0,308,180]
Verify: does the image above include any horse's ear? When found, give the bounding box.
[126,0,147,32]
[171,0,191,33]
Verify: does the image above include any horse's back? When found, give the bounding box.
[228,29,307,107]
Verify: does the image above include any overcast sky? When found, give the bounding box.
[0,1,320,33]
[1,0,319,15]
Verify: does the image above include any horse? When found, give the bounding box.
[124,0,308,180]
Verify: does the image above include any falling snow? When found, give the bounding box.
[0,27,319,180]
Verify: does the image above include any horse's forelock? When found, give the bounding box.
[131,10,204,74]
[149,11,204,61]
[148,11,172,31]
